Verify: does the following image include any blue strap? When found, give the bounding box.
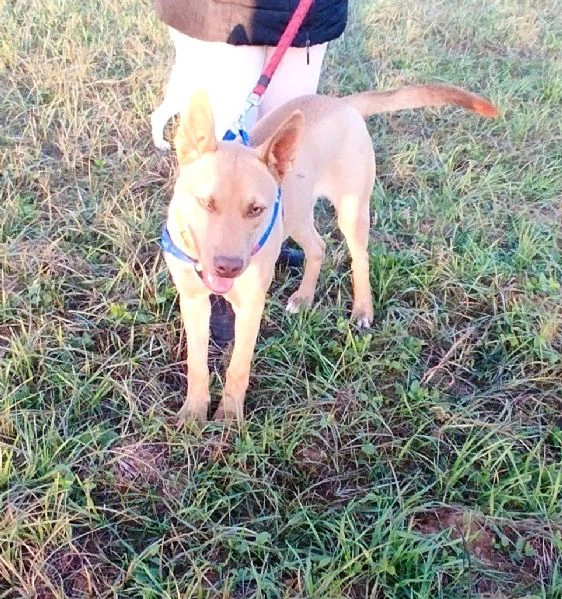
[251,187,282,255]
[160,227,198,266]
[223,127,250,146]
[161,188,282,266]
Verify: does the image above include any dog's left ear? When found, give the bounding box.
[174,90,217,164]
[258,111,305,181]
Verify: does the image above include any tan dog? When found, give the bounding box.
[163,85,498,424]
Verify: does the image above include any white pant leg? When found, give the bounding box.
[258,43,328,117]
[190,38,265,136]
[153,29,266,144]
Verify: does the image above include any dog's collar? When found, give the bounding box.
[251,186,282,256]
[161,187,282,267]
[160,226,200,267]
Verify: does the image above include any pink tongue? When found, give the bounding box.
[203,272,234,294]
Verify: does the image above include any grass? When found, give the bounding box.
[1,0,561,596]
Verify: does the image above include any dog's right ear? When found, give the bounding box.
[174,90,217,164]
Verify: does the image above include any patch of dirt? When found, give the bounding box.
[41,141,64,162]
[232,581,259,599]
[13,542,120,598]
[315,384,362,424]
[413,507,560,593]
[414,508,498,563]
[200,431,235,464]
[294,444,329,476]
[43,547,120,598]
[110,440,169,487]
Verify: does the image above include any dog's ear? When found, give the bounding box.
[258,111,305,181]
[174,90,217,164]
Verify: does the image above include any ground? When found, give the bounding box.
[1,0,561,597]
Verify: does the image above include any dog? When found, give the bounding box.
[162,85,499,424]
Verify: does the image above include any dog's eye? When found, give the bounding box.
[197,197,216,212]
[247,205,265,218]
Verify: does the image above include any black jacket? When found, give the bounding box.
[154,0,348,47]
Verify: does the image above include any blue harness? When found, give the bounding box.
[161,126,281,268]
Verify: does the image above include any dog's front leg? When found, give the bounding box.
[214,293,266,422]
[177,294,211,426]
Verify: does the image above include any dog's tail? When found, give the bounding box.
[344,84,499,119]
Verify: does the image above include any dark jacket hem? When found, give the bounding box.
[154,0,348,47]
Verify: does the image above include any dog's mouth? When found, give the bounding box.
[197,269,236,295]
[182,227,240,294]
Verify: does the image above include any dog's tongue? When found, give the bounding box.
[202,271,234,295]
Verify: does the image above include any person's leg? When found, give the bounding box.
[197,40,264,136]
[259,43,328,117]
[153,29,264,145]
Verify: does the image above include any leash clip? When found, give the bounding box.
[225,91,263,146]
[240,91,263,118]
[246,92,263,108]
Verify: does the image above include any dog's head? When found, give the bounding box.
[169,90,304,294]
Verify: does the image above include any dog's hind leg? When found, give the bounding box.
[333,185,374,328]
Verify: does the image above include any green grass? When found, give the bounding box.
[1,0,561,596]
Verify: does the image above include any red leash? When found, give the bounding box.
[252,0,316,98]
[223,0,315,142]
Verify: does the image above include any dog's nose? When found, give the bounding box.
[213,255,244,278]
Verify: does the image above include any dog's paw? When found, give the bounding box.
[351,303,373,329]
[286,293,313,314]
[176,401,208,428]
[213,400,244,424]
